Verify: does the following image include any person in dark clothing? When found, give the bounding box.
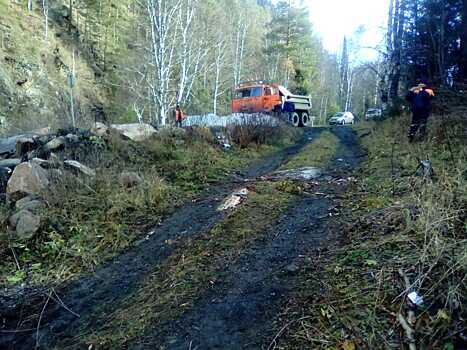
[405,82,435,142]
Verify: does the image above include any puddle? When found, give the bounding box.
[269,167,322,181]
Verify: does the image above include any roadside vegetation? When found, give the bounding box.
[0,125,301,287]
[272,112,466,349]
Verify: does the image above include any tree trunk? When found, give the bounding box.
[389,0,406,102]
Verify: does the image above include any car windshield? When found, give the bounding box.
[333,113,344,118]
[235,87,263,99]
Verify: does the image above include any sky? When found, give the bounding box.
[306,0,389,60]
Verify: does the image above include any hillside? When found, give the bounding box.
[0,0,109,133]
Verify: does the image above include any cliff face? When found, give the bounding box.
[0,1,105,135]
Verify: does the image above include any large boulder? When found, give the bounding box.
[6,162,50,201]
[110,123,157,142]
[64,160,96,177]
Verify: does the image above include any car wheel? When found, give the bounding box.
[299,112,309,127]
[291,112,300,127]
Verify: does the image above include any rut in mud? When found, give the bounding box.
[2,128,328,350]
[131,127,364,350]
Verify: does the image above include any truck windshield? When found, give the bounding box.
[235,87,263,98]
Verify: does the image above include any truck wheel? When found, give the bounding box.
[300,112,309,127]
[291,112,300,127]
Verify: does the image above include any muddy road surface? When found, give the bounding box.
[1,127,364,350]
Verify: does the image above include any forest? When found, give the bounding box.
[0,1,466,349]
[0,0,466,128]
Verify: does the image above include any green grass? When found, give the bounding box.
[281,130,339,170]
[0,126,300,287]
[272,114,467,349]
[70,182,295,349]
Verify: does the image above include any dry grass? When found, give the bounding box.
[271,112,466,349]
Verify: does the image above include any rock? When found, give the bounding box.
[16,199,45,213]
[6,162,50,201]
[15,137,37,157]
[9,210,41,240]
[119,171,143,188]
[64,160,96,177]
[14,195,40,210]
[110,123,157,142]
[44,136,66,152]
[0,158,21,169]
[91,122,109,137]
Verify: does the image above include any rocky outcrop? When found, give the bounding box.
[111,123,157,142]
[6,162,50,201]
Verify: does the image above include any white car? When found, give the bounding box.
[329,112,355,125]
[365,108,383,120]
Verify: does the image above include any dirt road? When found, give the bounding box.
[2,127,364,350]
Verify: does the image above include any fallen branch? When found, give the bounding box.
[398,268,417,350]
[397,313,416,350]
[268,316,313,350]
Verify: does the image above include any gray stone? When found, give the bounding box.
[64,160,96,177]
[15,195,39,210]
[44,136,66,151]
[119,171,143,188]
[0,158,21,169]
[110,123,157,142]
[16,200,45,213]
[91,122,109,137]
[10,210,41,240]
[6,162,50,201]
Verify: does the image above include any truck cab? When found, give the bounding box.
[232,83,282,114]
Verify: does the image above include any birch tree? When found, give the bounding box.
[147,0,182,125]
[213,38,226,115]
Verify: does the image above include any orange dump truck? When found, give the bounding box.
[231,81,312,127]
